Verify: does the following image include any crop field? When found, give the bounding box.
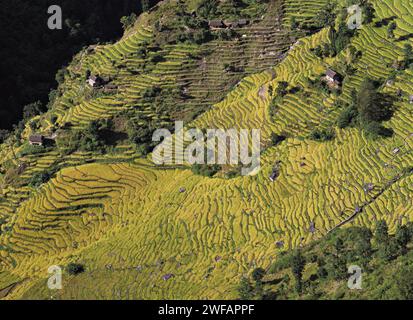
[1,0,413,299]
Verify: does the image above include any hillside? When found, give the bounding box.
[1,0,413,299]
[0,0,147,129]
[239,221,413,300]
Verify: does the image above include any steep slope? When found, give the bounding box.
[1,0,413,299]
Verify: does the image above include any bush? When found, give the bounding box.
[363,121,393,139]
[22,101,43,120]
[251,268,266,283]
[270,133,286,146]
[18,144,46,157]
[29,171,52,187]
[308,128,335,142]
[358,79,392,123]
[66,263,85,275]
[120,13,137,30]
[337,105,358,128]
[191,164,221,177]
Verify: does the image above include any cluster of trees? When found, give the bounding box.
[308,128,335,142]
[238,220,413,300]
[0,0,151,129]
[191,164,221,177]
[195,0,266,21]
[56,120,108,154]
[313,23,355,58]
[337,79,393,138]
[314,3,337,28]
[312,0,374,31]
[29,165,59,187]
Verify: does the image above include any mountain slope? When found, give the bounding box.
[1,0,413,299]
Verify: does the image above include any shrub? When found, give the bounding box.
[308,128,335,142]
[251,268,266,283]
[29,171,52,187]
[22,101,43,120]
[270,133,286,146]
[66,263,85,275]
[191,164,221,177]
[363,121,393,139]
[337,105,358,128]
[120,13,137,30]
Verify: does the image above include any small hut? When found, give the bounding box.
[87,75,105,88]
[238,19,249,27]
[29,135,44,146]
[209,20,225,29]
[325,69,341,85]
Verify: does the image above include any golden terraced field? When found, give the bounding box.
[1,0,413,299]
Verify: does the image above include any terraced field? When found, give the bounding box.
[1,0,413,299]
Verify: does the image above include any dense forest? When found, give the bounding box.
[0,0,156,130]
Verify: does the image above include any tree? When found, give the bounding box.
[290,16,298,29]
[357,79,393,134]
[395,225,411,254]
[291,250,306,294]
[141,0,152,12]
[0,129,9,143]
[120,13,137,30]
[396,266,413,299]
[55,67,67,84]
[276,81,289,97]
[404,44,413,63]
[270,133,286,146]
[197,0,218,19]
[22,101,43,120]
[375,220,389,244]
[328,237,347,280]
[379,238,399,261]
[315,3,337,28]
[337,104,358,128]
[363,121,393,139]
[238,277,254,299]
[66,263,85,275]
[29,171,51,187]
[251,268,266,283]
[362,2,375,24]
[332,22,354,55]
[308,128,335,142]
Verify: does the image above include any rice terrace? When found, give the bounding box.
[2,0,413,302]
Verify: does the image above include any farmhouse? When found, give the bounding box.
[29,135,44,146]
[325,69,341,84]
[223,20,238,28]
[209,20,225,29]
[237,19,249,27]
[87,75,105,88]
